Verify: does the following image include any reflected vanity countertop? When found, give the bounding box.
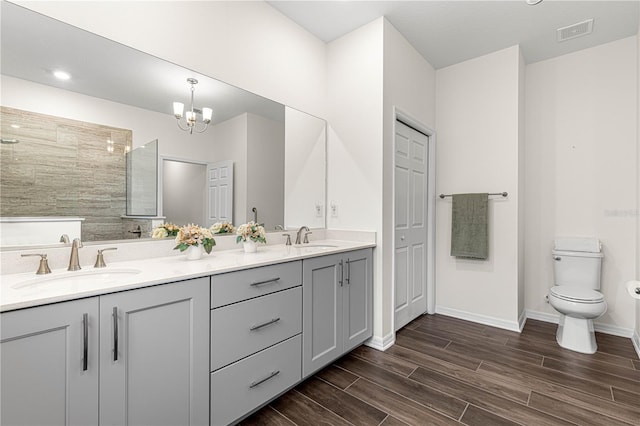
[0,239,375,312]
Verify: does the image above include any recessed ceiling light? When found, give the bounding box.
[53,70,71,80]
[526,0,543,5]
[10,124,20,129]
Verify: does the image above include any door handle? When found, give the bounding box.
[112,307,119,362]
[82,313,88,371]
[346,259,351,285]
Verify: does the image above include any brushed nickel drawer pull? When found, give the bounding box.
[82,313,89,371]
[249,317,281,331]
[112,307,119,362]
[249,370,280,388]
[250,277,280,287]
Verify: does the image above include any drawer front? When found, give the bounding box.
[211,287,301,371]
[211,261,302,308]
[211,335,301,426]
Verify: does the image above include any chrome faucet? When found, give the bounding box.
[68,238,83,271]
[295,226,310,245]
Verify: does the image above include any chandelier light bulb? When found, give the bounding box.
[173,102,184,119]
[202,108,213,124]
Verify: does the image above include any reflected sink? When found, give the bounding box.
[12,268,142,289]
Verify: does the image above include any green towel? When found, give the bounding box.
[450,193,488,260]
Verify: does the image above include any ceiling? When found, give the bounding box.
[267,0,640,69]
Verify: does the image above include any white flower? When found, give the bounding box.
[152,227,168,239]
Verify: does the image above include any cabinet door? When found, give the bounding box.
[1,298,99,426]
[302,253,343,377]
[99,278,209,426]
[343,248,373,352]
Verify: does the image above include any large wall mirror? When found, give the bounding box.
[0,1,326,249]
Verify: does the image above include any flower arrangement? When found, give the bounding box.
[174,224,216,254]
[151,223,180,239]
[211,221,235,234]
[235,221,267,244]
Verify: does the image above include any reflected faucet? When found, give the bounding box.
[59,234,70,244]
[252,207,258,223]
[295,226,310,245]
[68,238,83,271]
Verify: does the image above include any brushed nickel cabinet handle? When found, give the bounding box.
[112,307,118,362]
[82,313,88,371]
[346,259,351,285]
[249,370,280,389]
[339,260,344,287]
[250,277,280,287]
[249,317,281,331]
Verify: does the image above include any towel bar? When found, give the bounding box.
[439,192,508,199]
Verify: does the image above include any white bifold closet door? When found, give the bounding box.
[394,120,428,331]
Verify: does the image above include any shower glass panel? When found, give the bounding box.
[126,139,158,216]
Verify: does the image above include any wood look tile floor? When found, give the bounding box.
[240,315,640,426]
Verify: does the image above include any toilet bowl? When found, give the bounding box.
[548,237,605,355]
[548,285,606,354]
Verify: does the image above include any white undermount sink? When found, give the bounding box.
[12,268,142,289]
[293,244,338,252]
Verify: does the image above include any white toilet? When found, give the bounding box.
[548,237,606,354]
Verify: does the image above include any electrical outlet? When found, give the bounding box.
[315,203,323,217]
[330,202,338,217]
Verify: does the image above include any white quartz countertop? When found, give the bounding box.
[0,239,375,312]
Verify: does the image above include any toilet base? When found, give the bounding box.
[556,315,597,354]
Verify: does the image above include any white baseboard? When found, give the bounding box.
[517,309,527,332]
[434,305,521,332]
[364,332,395,351]
[632,330,640,360]
[525,310,559,324]
[525,309,634,338]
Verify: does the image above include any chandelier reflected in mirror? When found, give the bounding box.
[173,78,212,134]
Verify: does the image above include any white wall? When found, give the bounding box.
[15,1,327,119]
[326,18,384,338]
[435,46,524,330]
[247,113,285,230]
[525,37,637,333]
[636,22,640,350]
[284,107,326,229]
[382,20,436,340]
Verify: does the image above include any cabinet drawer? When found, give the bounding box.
[211,261,302,308]
[211,287,301,371]
[211,335,301,426]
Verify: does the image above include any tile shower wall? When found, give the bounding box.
[1,106,132,242]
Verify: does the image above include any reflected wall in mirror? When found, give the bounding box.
[0,1,326,249]
[162,159,207,227]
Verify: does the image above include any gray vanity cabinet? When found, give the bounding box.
[1,277,209,426]
[99,277,209,426]
[1,297,100,426]
[210,261,303,426]
[302,248,373,377]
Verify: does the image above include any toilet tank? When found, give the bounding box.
[552,238,603,289]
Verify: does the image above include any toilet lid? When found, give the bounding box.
[550,286,604,303]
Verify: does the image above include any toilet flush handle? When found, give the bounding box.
[553,256,562,261]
